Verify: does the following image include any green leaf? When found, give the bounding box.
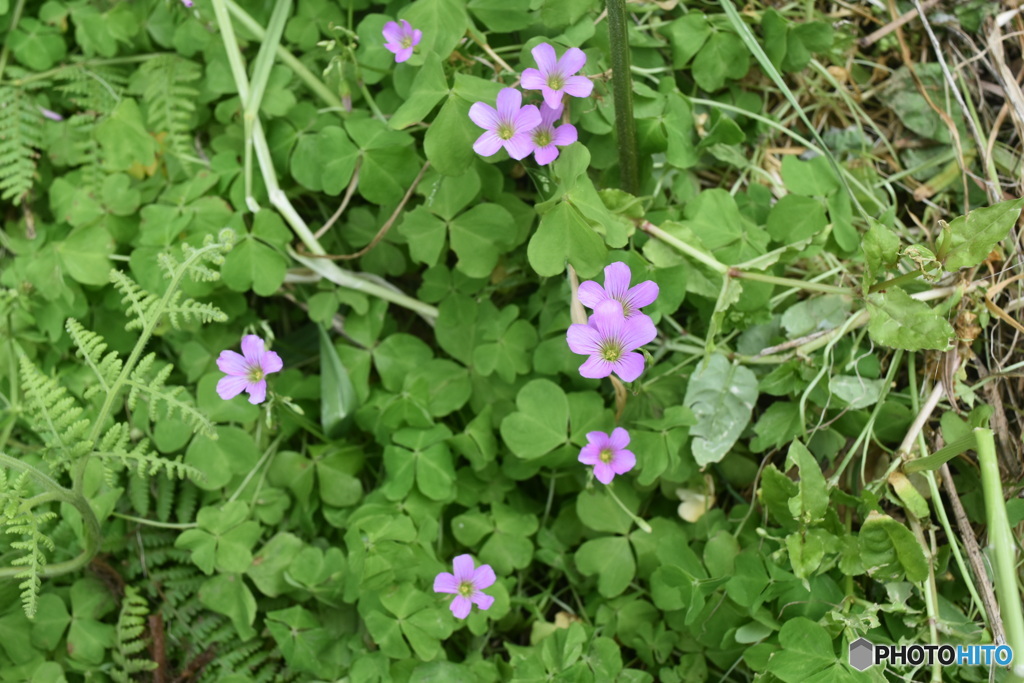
[221,236,288,296]
[576,487,638,535]
[184,426,260,490]
[402,0,469,62]
[858,511,929,583]
[527,202,607,277]
[57,224,115,286]
[661,13,711,67]
[765,617,836,682]
[684,354,759,466]
[942,198,1024,270]
[30,594,70,651]
[95,98,157,172]
[781,155,838,196]
[290,126,359,195]
[319,327,358,438]
[390,53,450,130]
[766,195,826,243]
[449,204,516,277]
[499,379,569,460]
[866,288,954,351]
[248,532,305,597]
[863,221,900,285]
[198,574,258,640]
[267,606,331,675]
[424,95,479,176]
[468,0,532,32]
[691,31,749,91]
[575,536,635,597]
[9,18,66,71]
[785,441,828,523]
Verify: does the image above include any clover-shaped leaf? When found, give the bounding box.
[175,501,261,574]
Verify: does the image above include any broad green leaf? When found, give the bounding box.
[57,224,115,286]
[400,207,448,267]
[781,295,850,337]
[829,375,886,410]
[866,288,953,351]
[184,426,259,491]
[858,511,929,583]
[95,98,157,172]
[942,198,1024,270]
[661,13,711,67]
[575,536,635,597]
[248,532,305,597]
[449,204,516,277]
[527,201,607,277]
[9,18,66,71]
[30,594,70,651]
[220,236,288,296]
[785,528,835,581]
[576,487,638,535]
[267,606,331,675]
[684,354,758,466]
[765,617,836,682]
[691,31,749,91]
[425,95,481,176]
[403,0,469,62]
[198,574,258,640]
[467,0,532,32]
[862,221,900,285]
[390,53,450,130]
[290,126,359,195]
[781,155,838,196]
[319,327,357,438]
[766,195,826,243]
[785,440,828,522]
[499,379,569,459]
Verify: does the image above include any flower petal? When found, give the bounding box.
[471,564,496,590]
[531,42,558,76]
[557,47,587,76]
[472,592,495,611]
[503,131,536,160]
[541,87,564,110]
[589,299,627,341]
[579,356,614,379]
[619,313,657,351]
[562,75,594,99]
[611,448,636,475]
[411,29,423,47]
[520,68,546,91]
[534,144,559,166]
[576,281,608,309]
[612,352,645,382]
[608,427,630,451]
[552,123,578,147]
[382,21,402,43]
[513,105,542,134]
[395,47,414,63]
[603,262,633,300]
[433,572,459,594]
[452,554,476,582]
[625,280,659,311]
[578,443,603,466]
[593,462,615,484]
[216,349,248,376]
[474,131,504,157]
[539,103,563,127]
[566,323,602,355]
[245,380,267,404]
[260,350,283,374]
[450,595,472,619]
[241,335,266,365]
[216,375,248,400]
[469,102,500,131]
[399,19,412,34]
[495,88,522,121]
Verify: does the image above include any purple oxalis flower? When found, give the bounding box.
[216,334,283,405]
[579,428,636,484]
[433,554,496,619]
[521,43,594,109]
[566,299,657,382]
[382,19,422,63]
[578,261,659,319]
[469,88,541,160]
[181,0,194,7]
[531,103,577,166]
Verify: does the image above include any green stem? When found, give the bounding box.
[7,54,163,87]
[0,452,101,580]
[0,0,28,81]
[639,221,729,274]
[732,269,851,296]
[110,512,196,530]
[868,269,922,294]
[605,0,639,194]
[605,485,652,534]
[224,0,344,111]
[977,428,1024,679]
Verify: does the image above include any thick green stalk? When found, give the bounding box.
[977,428,1024,680]
[605,0,639,194]
[732,269,851,296]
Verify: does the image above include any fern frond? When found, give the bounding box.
[109,270,228,332]
[66,113,104,195]
[129,55,200,163]
[66,319,124,398]
[19,355,93,468]
[56,64,127,113]
[1,472,57,619]
[93,437,203,481]
[0,86,43,205]
[111,585,158,682]
[126,353,215,437]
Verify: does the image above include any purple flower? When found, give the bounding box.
[433,554,496,619]
[382,19,422,63]
[469,88,541,160]
[181,0,194,6]
[39,107,63,122]
[579,428,636,484]
[566,299,656,382]
[521,43,594,109]
[531,103,577,166]
[216,335,283,405]
[578,261,659,319]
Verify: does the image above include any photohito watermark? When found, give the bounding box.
[849,638,1015,671]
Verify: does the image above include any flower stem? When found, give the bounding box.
[605,0,639,194]
[606,484,652,533]
[639,221,729,275]
[977,428,1024,680]
[731,269,851,296]
[110,512,197,530]
[868,269,922,294]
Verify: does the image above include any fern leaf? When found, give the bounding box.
[1,473,57,619]
[126,353,215,437]
[0,86,43,205]
[109,269,228,332]
[66,319,123,397]
[93,438,204,482]
[129,55,200,163]
[109,270,161,331]
[56,64,128,113]
[19,355,93,468]
[111,585,158,682]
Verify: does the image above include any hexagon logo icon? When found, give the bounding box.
[849,638,874,671]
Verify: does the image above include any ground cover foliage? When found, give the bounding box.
[2,0,1024,681]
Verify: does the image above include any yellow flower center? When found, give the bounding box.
[497,123,515,140]
[458,582,474,597]
[533,129,552,146]
[600,344,622,362]
[248,367,265,383]
[401,36,412,49]
[547,74,564,90]
[599,448,614,463]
